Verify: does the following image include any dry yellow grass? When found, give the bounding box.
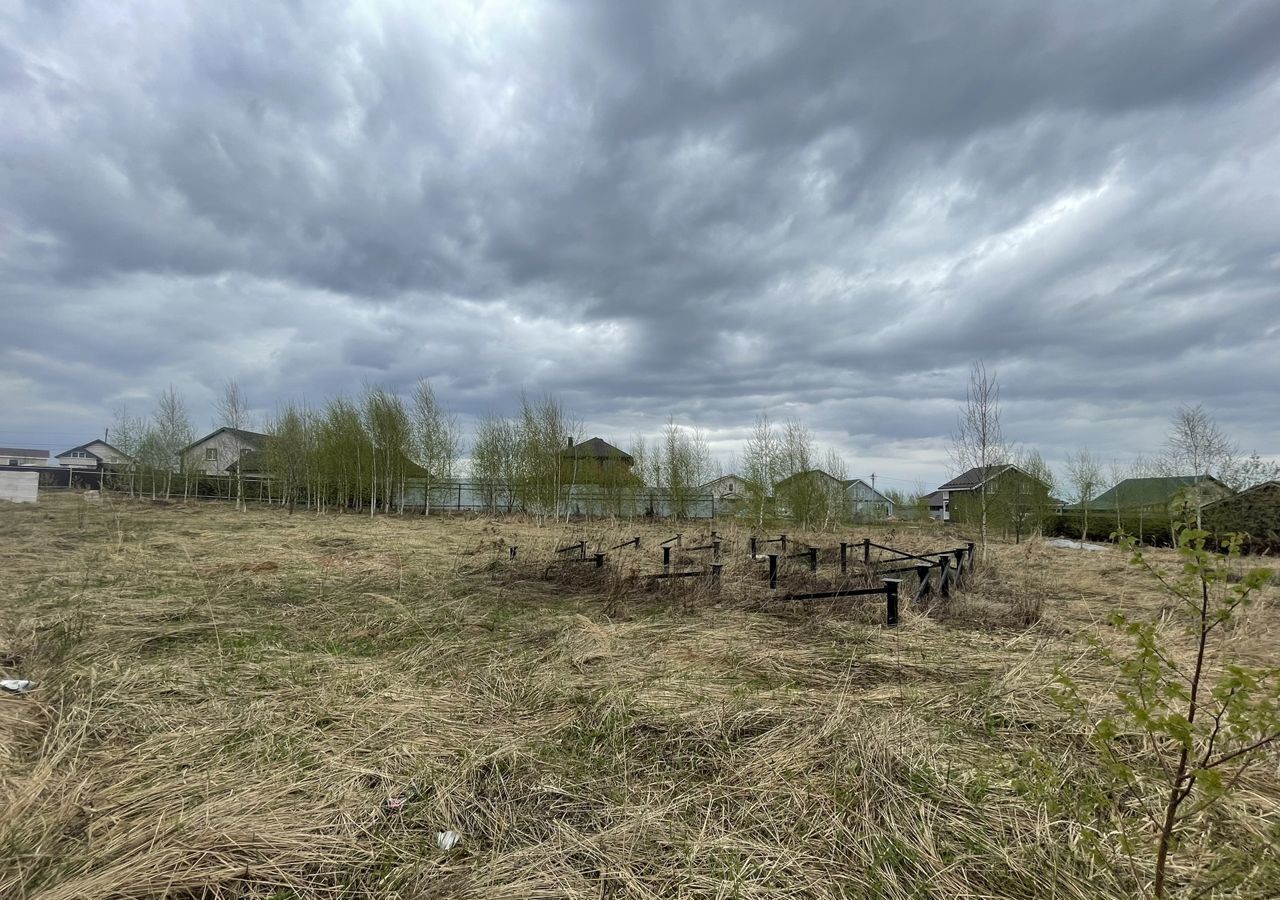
[1,494,1277,898]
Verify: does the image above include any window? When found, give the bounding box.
[205,448,218,462]
[7,459,16,466]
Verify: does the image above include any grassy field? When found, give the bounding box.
[2,494,1278,899]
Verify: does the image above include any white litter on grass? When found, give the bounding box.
[1,679,37,694]
[436,830,461,850]
[1046,539,1107,552]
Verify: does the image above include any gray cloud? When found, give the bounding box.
[2,0,1279,487]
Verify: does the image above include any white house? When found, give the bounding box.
[699,473,747,502]
[56,440,131,469]
[180,427,268,475]
[1,447,49,467]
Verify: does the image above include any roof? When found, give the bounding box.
[0,447,49,458]
[937,465,1009,491]
[775,468,845,488]
[843,478,894,504]
[1069,475,1227,510]
[1204,480,1280,508]
[179,427,268,456]
[562,437,633,461]
[699,473,743,488]
[56,440,128,459]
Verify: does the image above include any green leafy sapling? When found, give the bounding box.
[1056,528,1279,898]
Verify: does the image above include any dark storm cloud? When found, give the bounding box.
[2,0,1279,485]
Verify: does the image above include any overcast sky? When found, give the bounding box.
[3,1,1278,490]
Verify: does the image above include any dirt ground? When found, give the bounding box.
[2,493,1277,899]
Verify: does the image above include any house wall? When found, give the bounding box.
[58,450,99,468]
[704,476,746,499]
[0,469,39,503]
[559,456,637,486]
[3,452,48,467]
[847,481,894,519]
[85,441,127,465]
[946,471,1052,533]
[58,441,126,468]
[186,432,261,475]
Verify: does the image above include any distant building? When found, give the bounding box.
[927,465,1051,524]
[1,447,49,467]
[56,440,131,469]
[1067,475,1231,518]
[560,437,637,484]
[700,474,747,502]
[180,428,268,475]
[774,469,896,521]
[845,478,895,519]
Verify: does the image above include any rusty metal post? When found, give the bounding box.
[779,533,787,554]
[768,553,778,590]
[662,545,670,573]
[808,546,818,572]
[712,539,722,562]
[710,563,723,586]
[594,552,605,569]
[840,542,848,575]
[863,537,871,564]
[750,536,757,558]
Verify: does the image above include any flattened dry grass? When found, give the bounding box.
[1,495,1277,898]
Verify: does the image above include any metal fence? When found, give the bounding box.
[400,480,722,519]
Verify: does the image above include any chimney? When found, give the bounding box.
[566,436,573,450]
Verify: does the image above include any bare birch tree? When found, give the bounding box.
[742,413,781,528]
[949,361,1005,561]
[1064,447,1104,541]
[362,385,411,517]
[471,414,518,513]
[152,385,193,501]
[660,418,713,520]
[265,402,312,513]
[1164,404,1237,528]
[821,447,850,530]
[514,392,578,520]
[214,379,253,511]
[410,379,460,516]
[110,405,149,498]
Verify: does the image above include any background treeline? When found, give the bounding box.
[101,382,901,525]
[99,379,1278,541]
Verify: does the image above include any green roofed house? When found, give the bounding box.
[1069,475,1231,516]
[1066,475,1233,541]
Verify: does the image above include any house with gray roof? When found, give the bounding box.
[926,465,1050,523]
[56,440,131,469]
[179,427,268,475]
[1,447,49,467]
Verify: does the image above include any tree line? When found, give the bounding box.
[101,373,1276,530]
